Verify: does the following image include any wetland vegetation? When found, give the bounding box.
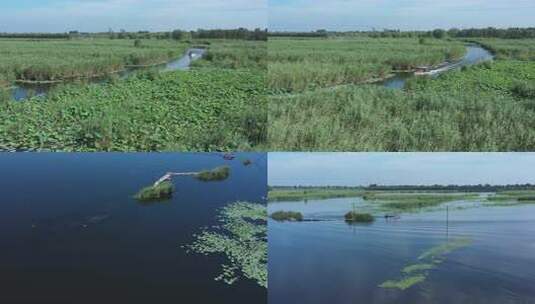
[268,186,363,202]
[268,29,535,151]
[270,211,303,222]
[0,30,267,152]
[185,202,267,288]
[134,180,175,202]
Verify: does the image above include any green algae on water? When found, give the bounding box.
[418,238,472,260]
[185,202,267,288]
[379,238,472,291]
[379,275,427,290]
[402,263,435,274]
[134,181,174,202]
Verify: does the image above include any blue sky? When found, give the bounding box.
[0,0,267,33]
[270,0,535,31]
[269,153,535,186]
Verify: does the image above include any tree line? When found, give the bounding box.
[267,27,535,39]
[0,28,267,41]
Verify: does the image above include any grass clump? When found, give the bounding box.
[270,211,303,222]
[268,187,363,202]
[134,181,174,202]
[185,202,267,288]
[344,211,374,223]
[195,166,230,182]
[364,192,477,211]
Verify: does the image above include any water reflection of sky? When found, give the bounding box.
[269,153,535,186]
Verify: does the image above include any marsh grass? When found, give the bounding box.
[191,40,266,70]
[185,202,267,287]
[486,190,535,205]
[134,181,174,202]
[268,37,465,93]
[0,39,187,82]
[364,192,477,211]
[268,38,535,152]
[344,211,374,223]
[268,187,363,202]
[195,166,230,182]
[270,211,303,222]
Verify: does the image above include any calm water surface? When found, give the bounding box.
[269,196,535,304]
[0,153,266,304]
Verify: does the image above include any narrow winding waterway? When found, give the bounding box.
[380,44,494,89]
[10,48,206,101]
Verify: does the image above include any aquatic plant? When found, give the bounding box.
[268,37,465,93]
[0,68,266,151]
[418,239,472,260]
[242,159,252,166]
[379,238,472,291]
[270,211,303,222]
[185,202,267,288]
[402,263,435,274]
[344,212,374,223]
[0,39,187,82]
[195,166,230,182]
[364,192,478,212]
[268,187,363,202]
[134,181,174,202]
[379,275,426,290]
[268,40,535,151]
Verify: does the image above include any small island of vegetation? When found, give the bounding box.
[270,211,304,222]
[134,180,175,202]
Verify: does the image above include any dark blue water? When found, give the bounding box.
[269,197,535,304]
[0,152,267,304]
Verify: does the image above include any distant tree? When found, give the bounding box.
[432,29,446,39]
[419,37,427,45]
[171,30,183,40]
[134,39,142,48]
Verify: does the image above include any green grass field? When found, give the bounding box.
[0,39,187,83]
[268,187,364,201]
[268,37,535,151]
[0,68,265,151]
[0,39,267,151]
[268,37,465,93]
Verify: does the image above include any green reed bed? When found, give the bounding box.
[0,69,266,151]
[0,39,187,83]
[268,37,465,93]
[270,211,304,222]
[195,166,231,181]
[468,38,535,61]
[269,58,535,151]
[191,40,267,70]
[364,192,478,211]
[268,187,364,202]
[134,181,175,202]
